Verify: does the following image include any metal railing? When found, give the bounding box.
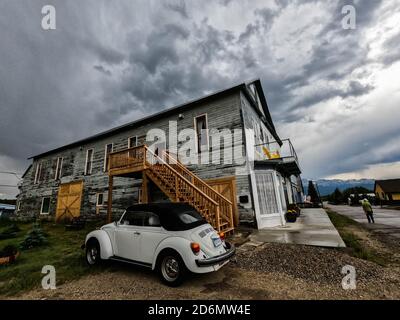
[254,139,299,166]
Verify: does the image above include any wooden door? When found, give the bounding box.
[204,176,239,226]
[56,181,83,222]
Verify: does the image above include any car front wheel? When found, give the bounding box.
[86,239,101,266]
[159,252,186,287]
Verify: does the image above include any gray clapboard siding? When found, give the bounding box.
[17,92,258,223]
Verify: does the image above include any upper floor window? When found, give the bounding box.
[103,143,113,172]
[85,149,94,175]
[34,162,42,184]
[194,114,209,154]
[40,197,51,215]
[54,157,63,180]
[128,136,137,148]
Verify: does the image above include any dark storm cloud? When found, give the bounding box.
[0,0,399,197]
[163,0,189,19]
[93,65,112,76]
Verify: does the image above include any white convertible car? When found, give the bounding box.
[83,203,235,286]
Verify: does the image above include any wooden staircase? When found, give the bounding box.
[108,145,235,233]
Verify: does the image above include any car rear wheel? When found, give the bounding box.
[86,240,101,266]
[159,252,186,287]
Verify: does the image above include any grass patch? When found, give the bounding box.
[0,219,106,296]
[326,208,388,266]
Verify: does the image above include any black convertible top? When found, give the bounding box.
[125,203,207,231]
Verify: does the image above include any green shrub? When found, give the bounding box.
[0,223,20,240]
[19,222,48,250]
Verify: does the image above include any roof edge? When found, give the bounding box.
[29,82,247,160]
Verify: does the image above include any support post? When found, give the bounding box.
[107,175,113,223]
[142,171,148,204]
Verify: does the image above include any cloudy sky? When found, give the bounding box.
[1,0,400,198]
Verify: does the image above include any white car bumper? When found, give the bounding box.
[194,242,235,270]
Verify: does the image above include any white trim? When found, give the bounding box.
[84,148,94,175]
[34,162,42,184]
[103,143,113,172]
[251,169,286,229]
[128,136,138,148]
[40,197,51,215]
[194,113,209,154]
[96,193,104,206]
[54,157,63,180]
[274,172,286,225]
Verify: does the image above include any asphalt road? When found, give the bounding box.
[326,204,400,239]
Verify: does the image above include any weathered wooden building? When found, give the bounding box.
[16,80,303,230]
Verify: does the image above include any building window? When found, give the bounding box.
[34,162,42,184]
[40,197,51,215]
[128,136,137,148]
[54,157,63,180]
[96,193,104,206]
[194,114,209,154]
[85,149,94,175]
[138,188,142,204]
[103,144,113,172]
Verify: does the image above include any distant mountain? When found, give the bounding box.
[302,179,375,196]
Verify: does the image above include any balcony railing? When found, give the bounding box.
[108,145,148,175]
[254,138,299,167]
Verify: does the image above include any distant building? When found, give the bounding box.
[375,179,400,204]
[0,203,15,218]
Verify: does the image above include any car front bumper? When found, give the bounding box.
[195,242,236,267]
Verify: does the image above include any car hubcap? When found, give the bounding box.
[87,246,97,264]
[162,256,179,281]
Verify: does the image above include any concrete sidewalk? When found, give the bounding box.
[248,208,346,248]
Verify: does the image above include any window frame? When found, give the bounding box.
[34,162,42,184]
[84,148,94,175]
[54,157,63,180]
[103,143,113,172]
[40,197,51,215]
[128,136,138,149]
[194,113,209,154]
[96,193,104,207]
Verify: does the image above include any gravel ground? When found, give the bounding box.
[7,241,400,300]
[236,243,383,285]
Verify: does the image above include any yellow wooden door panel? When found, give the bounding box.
[204,176,238,226]
[56,181,83,222]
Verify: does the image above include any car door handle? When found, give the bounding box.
[133,231,141,235]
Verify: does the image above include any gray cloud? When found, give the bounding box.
[0,0,399,197]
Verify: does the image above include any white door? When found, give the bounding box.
[251,170,286,228]
[114,211,144,261]
[139,212,169,264]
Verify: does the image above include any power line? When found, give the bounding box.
[0,171,22,180]
[0,184,18,187]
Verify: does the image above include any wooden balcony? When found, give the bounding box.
[108,145,148,177]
